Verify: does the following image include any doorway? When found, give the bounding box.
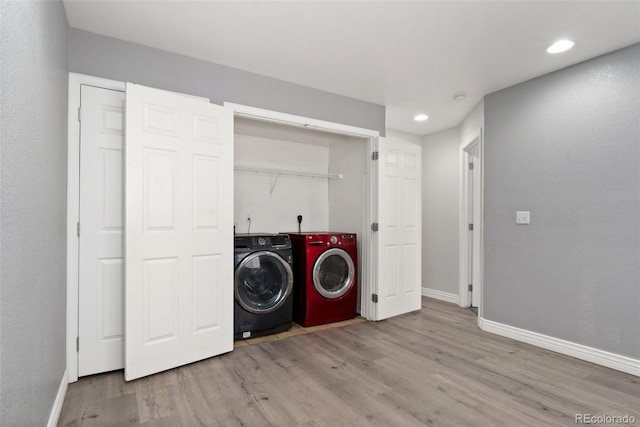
[459,129,483,315]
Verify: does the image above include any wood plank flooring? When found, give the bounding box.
[59,298,640,426]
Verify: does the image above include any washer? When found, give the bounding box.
[234,234,294,340]
[287,233,358,327]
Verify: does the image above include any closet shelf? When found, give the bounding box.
[234,166,343,180]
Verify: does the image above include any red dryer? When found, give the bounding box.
[287,233,358,327]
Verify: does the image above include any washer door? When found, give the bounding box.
[235,251,293,314]
[312,248,355,299]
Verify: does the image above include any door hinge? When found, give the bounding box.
[371,151,379,161]
[371,222,379,232]
[469,162,474,170]
[78,107,82,122]
[468,284,473,292]
[77,222,80,237]
[468,223,474,231]
[76,336,79,352]
[372,294,378,303]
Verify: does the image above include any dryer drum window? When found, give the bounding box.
[235,251,293,314]
[313,248,355,299]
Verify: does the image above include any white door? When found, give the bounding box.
[469,145,482,307]
[125,83,234,381]
[374,137,422,320]
[78,85,126,376]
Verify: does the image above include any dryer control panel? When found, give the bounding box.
[287,232,357,247]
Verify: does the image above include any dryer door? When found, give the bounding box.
[235,251,293,314]
[313,248,355,299]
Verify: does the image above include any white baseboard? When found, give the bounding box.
[480,318,640,377]
[421,287,459,304]
[47,368,68,427]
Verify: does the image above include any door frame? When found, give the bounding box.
[67,73,125,383]
[223,102,380,321]
[458,128,484,317]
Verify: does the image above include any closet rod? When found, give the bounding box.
[234,166,343,180]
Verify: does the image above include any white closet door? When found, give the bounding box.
[78,85,125,376]
[125,83,233,381]
[375,137,422,320]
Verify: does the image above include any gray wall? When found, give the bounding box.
[419,100,485,297]
[421,128,460,295]
[69,29,386,135]
[484,44,640,358]
[0,1,69,425]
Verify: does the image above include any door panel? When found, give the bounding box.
[375,137,422,320]
[193,254,222,332]
[78,85,125,376]
[125,83,233,381]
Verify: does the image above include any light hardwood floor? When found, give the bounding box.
[59,298,640,426]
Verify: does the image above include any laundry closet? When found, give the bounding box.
[232,117,369,338]
[67,78,422,382]
[233,117,367,261]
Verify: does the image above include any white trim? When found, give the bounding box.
[481,318,640,377]
[458,128,483,313]
[421,287,458,304]
[67,73,125,383]
[46,368,68,427]
[223,101,379,321]
[223,102,380,138]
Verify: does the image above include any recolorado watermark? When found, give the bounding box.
[575,414,636,424]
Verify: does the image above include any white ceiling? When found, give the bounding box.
[63,1,640,136]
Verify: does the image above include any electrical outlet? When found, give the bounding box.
[516,211,530,225]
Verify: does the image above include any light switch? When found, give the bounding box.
[516,211,530,225]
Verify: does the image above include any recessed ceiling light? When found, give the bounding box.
[414,114,429,122]
[547,39,574,54]
[453,92,466,101]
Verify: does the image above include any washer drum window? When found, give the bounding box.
[235,251,293,314]
[313,248,355,299]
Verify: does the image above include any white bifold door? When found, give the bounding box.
[124,83,234,380]
[78,85,126,376]
[374,137,422,320]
